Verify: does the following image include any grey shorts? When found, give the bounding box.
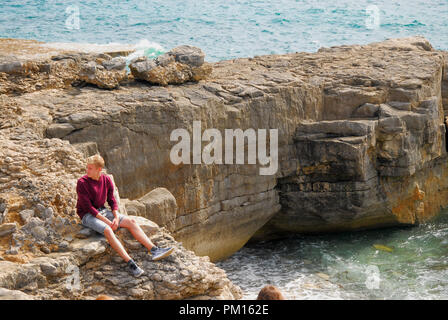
[81,208,125,234]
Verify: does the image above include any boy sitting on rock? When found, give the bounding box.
[76,154,173,277]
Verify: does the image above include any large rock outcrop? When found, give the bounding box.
[254,38,448,238]
[0,160,241,300]
[0,40,242,298]
[1,36,448,266]
[0,215,242,300]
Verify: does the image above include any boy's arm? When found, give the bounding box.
[76,180,99,217]
[95,212,113,226]
[106,176,119,218]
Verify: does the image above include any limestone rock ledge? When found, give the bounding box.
[1,35,448,264]
[0,215,242,300]
[0,39,212,94]
[0,39,130,93]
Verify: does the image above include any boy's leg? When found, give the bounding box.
[119,216,155,251]
[103,226,132,262]
[81,212,144,277]
[103,226,144,277]
[119,215,174,261]
[82,213,131,263]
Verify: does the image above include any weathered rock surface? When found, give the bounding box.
[0,183,241,300]
[0,287,35,300]
[78,57,127,89]
[0,72,241,302]
[123,188,177,233]
[1,36,448,270]
[254,39,448,238]
[0,223,17,237]
[442,51,448,116]
[0,40,132,94]
[129,45,212,85]
[0,216,242,300]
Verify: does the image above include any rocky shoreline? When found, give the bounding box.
[0,36,448,299]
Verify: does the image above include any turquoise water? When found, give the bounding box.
[1,1,447,61]
[2,0,448,300]
[217,209,448,300]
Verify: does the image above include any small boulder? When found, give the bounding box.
[19,209,35,224]
[155,53,175,67]
[31,226,47,240]
[168,45,205,67]
[124,200,146,217]
[129,45,212,86]
[42,207,54,220]
[78,57,127,89]
[128,56,157,79]
[102,57,127,71]
[0,223,17,238]
[137,187,177,232]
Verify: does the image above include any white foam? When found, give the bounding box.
[42,41,136,54]
[42,39,165,60]
[125,39,166,62]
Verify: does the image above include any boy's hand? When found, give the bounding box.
[110,217,119,231]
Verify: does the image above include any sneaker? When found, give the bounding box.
[127,259,144,277]
[150,246,174,261]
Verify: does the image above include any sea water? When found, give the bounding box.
[2,0,448,300]
[217,209,448,299]
[0,0,447,62]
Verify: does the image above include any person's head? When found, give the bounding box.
[95,294,114,300]
[86,154,105,180]
[256,285,285,300]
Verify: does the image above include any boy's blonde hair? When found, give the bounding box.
[86,154,105,169]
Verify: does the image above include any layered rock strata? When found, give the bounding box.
[1,36,448,267]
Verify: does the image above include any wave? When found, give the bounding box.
[125,39,166,62]
[42,39,166,74]
[42,38,165,61]
[42,41,136,54]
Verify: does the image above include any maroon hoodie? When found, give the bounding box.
[76,173,118,220]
